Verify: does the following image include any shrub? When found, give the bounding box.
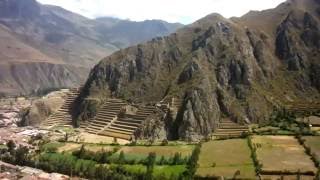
[247,136,262,174]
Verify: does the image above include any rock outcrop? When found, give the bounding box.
[20,90,67,126]
[76,0,320,141]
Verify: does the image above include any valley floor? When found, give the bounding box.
[1,124,320,179]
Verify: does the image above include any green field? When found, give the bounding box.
[120,164,186,178]
[302,136,320,161]
[58,143,193,159]
[117,145,193,158]
[42,142,65,152]
[252,136,317,175]
[196,139,256,179]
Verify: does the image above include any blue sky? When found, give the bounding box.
[37,0,286,24]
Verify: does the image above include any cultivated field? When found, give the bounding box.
[118,145,194,157]
[252,136,317,175]
[56,142,194,159]
[68,132,129,145]
[196,139,256,179]
[107,145,194,162]
[121,165,186,177]
[302,136,320,161]
[260,175,315,180]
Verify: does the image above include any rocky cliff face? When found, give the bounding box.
[77,0,320,141]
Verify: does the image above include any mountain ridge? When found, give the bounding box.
[76,0,320,141]
[0,0,182,96]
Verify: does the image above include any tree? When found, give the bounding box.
[158,156,166,165]
[118,151,125,164]
[64,133,69,142]
[172,152,182,165]
[15,146,30,165]
[99,150,109,164]
[78,145,86,159]
[185,144,201,179]
[7,140,16,153]
[146,152,156,180]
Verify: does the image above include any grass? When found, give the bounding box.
[56,142,193,162]
[252,136,317,175]
[0,144,7,149]
[109,145,194,162]
[52,126,76,134]
[196,139,256,179]
[118,145,194,157]
[302,136,320,161]
[42,142,65,152]
[120,164,186,177]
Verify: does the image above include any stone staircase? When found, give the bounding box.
[41,88,80,127]
[85,99,126,135]
[99,106,156,140]
[212,118,249,139]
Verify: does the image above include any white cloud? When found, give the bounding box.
[37,0,286,24]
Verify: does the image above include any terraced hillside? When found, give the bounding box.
[41,88,80,127]
[99,106,156,140]
[85,99,126,135]
[213,118,249,139]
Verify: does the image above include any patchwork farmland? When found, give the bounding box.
[196,139,256,179]
[252,136,317,179]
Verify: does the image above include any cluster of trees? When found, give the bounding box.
[0,140,33,167]
[37,144,202,179]
[71,145,189,166]
[185,144,201,179]
[1,141,203,180]
[37,152,147,179]
[72,145,118,164]
[268,109,313,135]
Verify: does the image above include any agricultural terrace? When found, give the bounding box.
[252,136,317,175]
[196,139,256,179]
[302,136,320,161]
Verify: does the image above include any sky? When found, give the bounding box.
[37,0,286,24]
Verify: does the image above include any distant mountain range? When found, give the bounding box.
[0,0,182,96]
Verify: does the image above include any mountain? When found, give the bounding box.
[0,0,182,96]
[76,0,320,141]
[96,17,183,48]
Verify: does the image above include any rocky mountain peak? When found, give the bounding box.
[76,0,320,141]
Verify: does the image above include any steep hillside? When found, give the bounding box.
[77,0,320,141]
[0,0,182,96]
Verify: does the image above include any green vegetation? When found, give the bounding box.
[185,144,201,179]
[0,140,32,167]
[247,136,262,174]
[121,164,186,179]
[253,109,314,136]
[41,142,65,153]
[0,144,7,150]
[1,140,199,179]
